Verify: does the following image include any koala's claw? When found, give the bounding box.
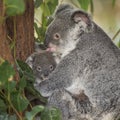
[75,97,92,114]
[71,91,92,114]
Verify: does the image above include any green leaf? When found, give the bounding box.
[40,3,50,17]
[18,76,27,91]
[34,22,46,43]
[34,22,41,37]
[90,0,94,14]
[0,99,7,113]
[0,114,17,120]
[112,0,116,7]
[34,0,43,8]
[5,0,25,16]
[78,0,90,11]
[47,0,58,14]
[5,80,16,93]
[11,91,29,112]
[35,0,58,43]
[16,60,35,83]
[117,39,120,48]
[44,4,51,16]
[0,61,15,88]
[25,83,47,103]
[25,105,44,120]
[41,107,62,120]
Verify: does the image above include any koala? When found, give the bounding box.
[38,4,120,120]
[26,51,57,86]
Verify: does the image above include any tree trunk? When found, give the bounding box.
[6,0,34,61]
[0,0,14,64]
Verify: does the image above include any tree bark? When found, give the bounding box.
[6,0,34,61]
[0,0,14,64]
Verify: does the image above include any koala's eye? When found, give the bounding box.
[53,33,61,40]
[49,65,54,71]
[37,66,42,72]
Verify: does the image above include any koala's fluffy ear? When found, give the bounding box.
[54,4,74,18]
[26,56,34,68]
[71,10,91,25]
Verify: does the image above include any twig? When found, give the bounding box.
[112,28,120,41]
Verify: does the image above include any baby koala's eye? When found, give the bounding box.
[37,66,42,72]
[53,33,61,40]
[49,65,54,71]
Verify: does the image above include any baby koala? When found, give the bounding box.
[26,51,57,86]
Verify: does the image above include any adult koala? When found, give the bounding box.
[38,4,120,120]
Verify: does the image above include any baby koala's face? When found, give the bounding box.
[26,52,57,85]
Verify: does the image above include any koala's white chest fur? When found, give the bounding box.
[61,26,81,58]
[61,39,79,58]
[66,77,84,95]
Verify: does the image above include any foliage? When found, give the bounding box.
[34,0,58,43]
[112,0,117,7]
[4,0,25,16]
[77,0,90,11]
[0,60,61,120]
[118,40,120,48]
[25,105,44,120]
[41,107,62,120]
[112,28,120,48]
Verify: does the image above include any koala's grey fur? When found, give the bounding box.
[26,51,57,86]
[38,4,120,120]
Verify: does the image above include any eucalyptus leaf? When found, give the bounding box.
[0,114,17,120]
[117,39,120,48]
[34,0,42,8]
[34,22,41,37]
[16,60,35,83]
[5,80,16,93]
[90,0,94,14]
[0,99,7,113]
[25,83,47,103]
[44,4,51,17]
[11,91,29,112]
[40,3,50,17]
[112,0,116,7]
[35,0,58,44]
[78,0,90,11]
[25,105,44,120]
[5,0,25,16]
[41,107,62,120]
[18,76,27,91]
[0,61,15,87]
[47,0,58,14]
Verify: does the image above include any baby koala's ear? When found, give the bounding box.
[26,56,34,68]
[26,53,38,69]
[71,10,91,25]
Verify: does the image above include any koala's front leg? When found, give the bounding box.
[66,90,92,114]
[47,89,77,120]
[38,55,79,97]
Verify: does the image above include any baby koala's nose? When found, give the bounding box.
[43,71,49,77]
[40,72,49,80]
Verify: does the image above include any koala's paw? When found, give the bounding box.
[72,91,92,114]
